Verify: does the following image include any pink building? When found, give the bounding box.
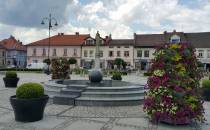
[26,32,89,67]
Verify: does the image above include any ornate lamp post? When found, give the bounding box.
[41,14,58,75]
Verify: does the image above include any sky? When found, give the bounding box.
[0,0,210,44]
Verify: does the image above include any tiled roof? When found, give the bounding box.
[27,33,90,46]
[186,32,210,48]
[134,31,210,48]
[109,39,134,46]
[0,36,26,51]
[134,34,165,47]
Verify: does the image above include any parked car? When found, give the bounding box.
[27,63,48,69]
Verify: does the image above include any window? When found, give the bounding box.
[109,51,113,57]
[32,60,38,63]
[89,50,94,57]
[73,49,77,56]
[117,46,121,48]
[124,51,129,57]
[144,50,149,57]
[2,51,5,57]
[84,50,88,57]
[99,51,103,57]
[208,50,210,58]
[124,46,129,48]
[137,50,142,57]
[52,49,57,56]
[170,35,180,43]
[117,51,121,57]
[109,46,114,48]
[198,50,204,58]
[63,48,67,56]
[42,48,46,56]
[33,48,36,56]
[86,39,94,45]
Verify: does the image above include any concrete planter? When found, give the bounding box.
[10,95,49,122]
[3,77,19,88]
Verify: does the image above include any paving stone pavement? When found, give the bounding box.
[0,73,210,130]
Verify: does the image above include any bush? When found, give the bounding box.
[16,83,44,99]
[43,59,51,65]
[5,71,17,78]
[202,80,210,88]
[121,71,127,75]
[112,72,122,80]
[68,58,77,65]
[143,72,152,76]
[0,68,43,72]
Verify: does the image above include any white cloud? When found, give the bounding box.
[1,0,210,44]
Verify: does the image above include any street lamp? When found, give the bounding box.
[41,13,58,75]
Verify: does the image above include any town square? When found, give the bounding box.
[0,0,210,130]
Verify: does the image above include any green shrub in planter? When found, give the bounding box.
[6,71,17,78]
[16,83,44,99]
[10,82,48,122]
[202,80,210,101]
[112,72,122,80]
[3,71,19,88]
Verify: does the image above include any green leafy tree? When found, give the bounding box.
[114,58,126,69]
[43,59,51,65]
[68,57,77,65]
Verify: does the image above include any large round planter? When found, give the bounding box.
[3,77,19,88]
[10,95,49,122]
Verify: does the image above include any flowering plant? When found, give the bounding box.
[144,43,205,124]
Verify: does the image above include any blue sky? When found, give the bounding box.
[0,0,210,44]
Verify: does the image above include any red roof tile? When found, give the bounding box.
[27,34,90,46]
[0,36,26,51]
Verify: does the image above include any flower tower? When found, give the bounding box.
[143,43,205,124]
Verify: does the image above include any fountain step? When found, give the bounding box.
[60,88,84,95]
[75,96,144,106]
[81,90,145,97]
[53,94,79,105]
[85,86,144,92]
[66,84,87,90]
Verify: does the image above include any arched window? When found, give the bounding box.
[170,35,180,43]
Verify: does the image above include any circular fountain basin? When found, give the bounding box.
[44,79,145,106]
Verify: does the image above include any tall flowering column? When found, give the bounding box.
[143,43,205,124]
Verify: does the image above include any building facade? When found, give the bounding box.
[0,45,6,68]
[26,31,210,71]
[27,33,89,67]
[0,36,26,68]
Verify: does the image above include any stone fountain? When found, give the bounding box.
[44,31,145,106]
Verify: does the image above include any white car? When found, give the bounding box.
[26,63,48,69]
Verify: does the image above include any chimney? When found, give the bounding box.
[58,33,60,35]
[164,31,167,34]
[61,33,64,35]
[75,32,79,35]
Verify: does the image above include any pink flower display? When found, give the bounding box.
[143,43,205,125]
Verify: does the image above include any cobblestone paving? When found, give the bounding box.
[0,73,209,130]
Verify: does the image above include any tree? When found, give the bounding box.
[114,58,126,70]
[144,43,205,124]
[68,57,77,65]
[43,59,51,65]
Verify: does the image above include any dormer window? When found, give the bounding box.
[86,39,94,45]
[170,35,180,43]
